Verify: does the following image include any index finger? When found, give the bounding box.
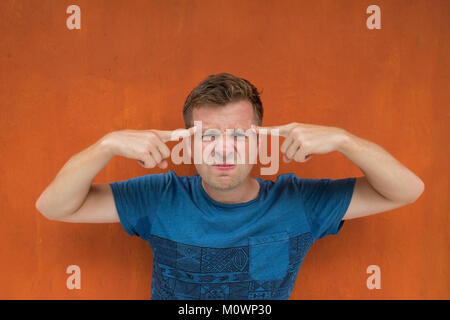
[157,125,198,143]
[252,123,296,138]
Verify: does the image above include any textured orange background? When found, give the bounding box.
[0,0,448,299]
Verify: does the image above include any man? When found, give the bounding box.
[35,73,424,300]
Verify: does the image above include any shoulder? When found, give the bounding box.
[114,170,196,190]
[256,173,304,194]
[261,172,306,186]
[161,170,198,190]
[258,173,335,196]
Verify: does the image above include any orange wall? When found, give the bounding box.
[0,0,448,299]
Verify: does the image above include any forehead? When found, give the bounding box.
[192,100,255,130]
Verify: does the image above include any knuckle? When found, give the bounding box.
[142,140,152,151]
[153,153,162,162]
[148,135,158,144]
[293,130,302,139]
[162,149,170,158]
[147,131,159,142]
[148,158,156,168]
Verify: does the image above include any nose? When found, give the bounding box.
[213,134,236,163]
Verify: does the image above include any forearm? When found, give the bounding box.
[36,134,115,219]
[337,130,425,203]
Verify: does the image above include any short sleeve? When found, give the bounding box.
[291,174,356,240]
[109,172,170,239]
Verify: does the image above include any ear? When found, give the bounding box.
[181,135,193,163]
[256,133,261,152]
[251,124,261,151]
[184,124,199,162]
[256,127,268,156]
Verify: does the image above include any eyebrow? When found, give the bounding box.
[202,127,247,132]
[201,128,221,134]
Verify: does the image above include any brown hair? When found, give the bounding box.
[182,73,264,128]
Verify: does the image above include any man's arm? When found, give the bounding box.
[254,122,425,220]
[35,127,191,222]
[35,136,118,222]
[336,131,425,220]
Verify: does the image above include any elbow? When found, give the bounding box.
[35,195,55,221]
[35,195,44,214]
[35,194,74,221]
[406,178,425,204]
[35,198,48,219]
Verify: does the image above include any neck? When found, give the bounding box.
[201,177,260,204]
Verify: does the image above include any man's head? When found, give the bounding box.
[182,73,264,190]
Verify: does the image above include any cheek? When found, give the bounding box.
[243,139,257,162]
[190,140,212,153]
[202,141,216,157]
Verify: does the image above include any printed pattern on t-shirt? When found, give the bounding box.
[149,232,314,300]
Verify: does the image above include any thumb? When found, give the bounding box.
[157,159,168,169]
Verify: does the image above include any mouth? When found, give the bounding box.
[212,164,236,170]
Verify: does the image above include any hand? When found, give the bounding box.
[252,122,347,163]
[103,126,197,169]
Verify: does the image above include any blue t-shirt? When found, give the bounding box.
[109,170,356,300]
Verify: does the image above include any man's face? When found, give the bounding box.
[191,100,258,191]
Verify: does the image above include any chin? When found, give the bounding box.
[196,164,252,189]
[204,173,237,190]
[207,176,235,190]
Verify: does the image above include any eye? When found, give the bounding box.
[232,132,248,138]
[202,133,218,141]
